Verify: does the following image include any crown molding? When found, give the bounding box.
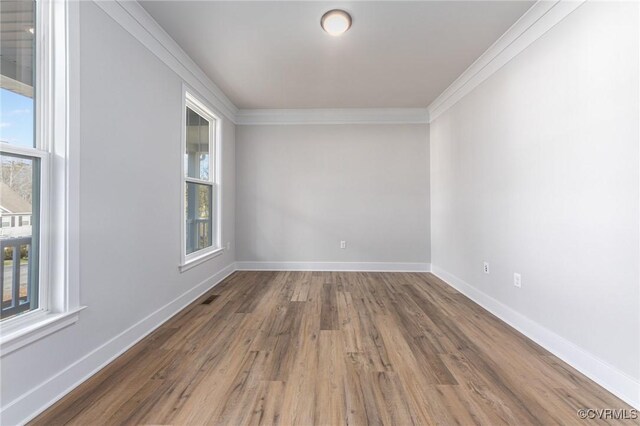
[92,0,585,126]
[93,0,239,122]
[236,108,430,125]
[427,0,586,123]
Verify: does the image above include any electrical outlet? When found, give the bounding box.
[340,240,347,249]
[483,262,490,274]
[514,273,521,288]
[226,241,231,251]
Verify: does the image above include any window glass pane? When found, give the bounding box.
[185,107,210,181]
[1,152,39,319]
[0,1,36,148]
[185,182,212,255]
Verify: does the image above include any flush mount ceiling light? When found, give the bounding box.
[321,9,352,36]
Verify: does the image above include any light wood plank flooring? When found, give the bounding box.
[32,271,636,425]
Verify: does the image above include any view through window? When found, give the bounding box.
[0,0,40,320]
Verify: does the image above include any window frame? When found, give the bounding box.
[180,89,222,271]
[0,0,83,356]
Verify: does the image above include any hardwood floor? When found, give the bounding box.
[32,271,635,425]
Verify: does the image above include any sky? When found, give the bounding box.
[0,88,35,148]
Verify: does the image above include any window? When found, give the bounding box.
[181,92,221,269]
[0,0,81,354]
[1,1,41,320]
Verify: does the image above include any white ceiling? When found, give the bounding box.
[140,1,534,109]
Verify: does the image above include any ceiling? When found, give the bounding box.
[141,1,534,110]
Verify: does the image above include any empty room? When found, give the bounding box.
[0,0,638,424]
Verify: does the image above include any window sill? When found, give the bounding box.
[0,306,86,357]
[179,247,224,273]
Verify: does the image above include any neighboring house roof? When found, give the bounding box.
[0,182,32,214]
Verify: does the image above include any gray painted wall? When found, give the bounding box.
[3,1,638,423]
[1,2,236,418]
[236,124,430,264]
[430,1,639,380]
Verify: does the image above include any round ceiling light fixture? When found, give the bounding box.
[321,9,352,36]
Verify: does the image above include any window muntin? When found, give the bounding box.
[0,0,42,320]
[183,94,219,264]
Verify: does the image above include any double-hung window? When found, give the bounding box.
[0,0,81,354]
[0,0,42,320]
[181,92,221,269]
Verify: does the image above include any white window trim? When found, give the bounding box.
[179,88,223,272]
[0,0,83,357]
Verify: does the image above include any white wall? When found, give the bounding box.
[0,3,236,423]
[236,124,430,267]
[430,0,639,395]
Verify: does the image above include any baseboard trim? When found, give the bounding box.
[430,265,640,409]
[9,262,634,424]
[236,261,431,272]
[1,262,237,426]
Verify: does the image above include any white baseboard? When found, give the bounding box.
[235,261,431,272]
[9,262,634,425]
[430,265,640,409]
[1,262,237,426]
[2,260,430,425]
